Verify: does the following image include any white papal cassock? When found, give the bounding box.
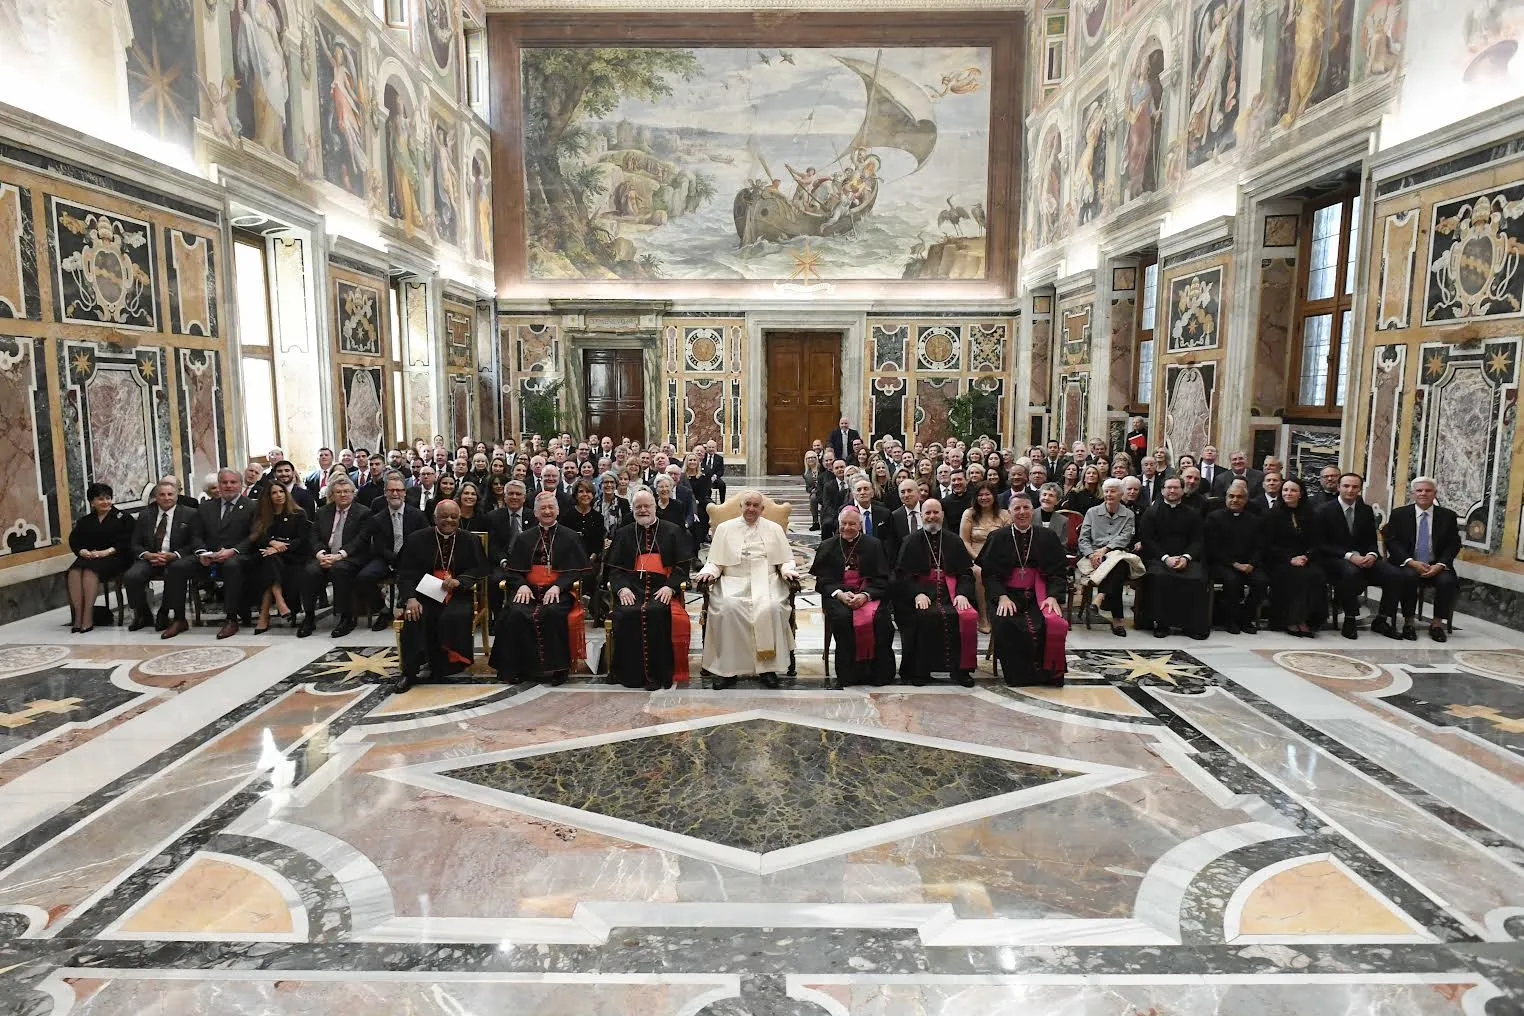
[697,515,797,677]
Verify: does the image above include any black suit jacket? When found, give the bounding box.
[819,475,850,530]
[354,478,388,509]
[364,504,431,566]
[887,504,921,558]
[846,500,892,545]
[1212,468,1265,499]
[193,497,255,555]
[486,505,531,563]
[827,428,862,461]
[1140,473,1166,503]
[702,451,726,483]
[129,503,198,560]
[1315,497,1382,561]
[406,485,443,516]
[312,502,373,561]
[1384,503,1461,569]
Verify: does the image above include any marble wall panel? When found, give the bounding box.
[176,348,226,487]
[1288,425,1341,488]
[0,337,57,555]
[1163,361,1215,462]
[1165,264,1223,353]
[1109,295,1136,410]
[404,281,430,368]
[61,342,171,512]
[448,372,472,447]
[0,181,41,321]
[683,326,725,372]
[913,378,959,445]
[1377,209,1419,331]
[444,308,473,369]
[1424,182,1524,325]
[1252,257,1295,416]
[1059,372,1089,447]
[916,325,963,372]
[516,322,558,373]
[1031,318,1052,406]
[47,196,159,330]
[335,279,382,356]
[165,228,216,338]
[872,376,907,444]
[872,324,908,372]
[341,365,386,457]
[1363,344,1406,517]
[970,375,1007,446]
[683,379,723,449]
[407,368,433,446]
[1060,304,1092,368]
[970,323,1006,373]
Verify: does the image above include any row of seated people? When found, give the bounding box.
[395,486,1072,693]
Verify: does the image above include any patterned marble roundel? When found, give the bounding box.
[686,327,724,372]
[139,647,248,677]
[0,645,71,676]
[917,326,960,370]
[1271,651,1382,681]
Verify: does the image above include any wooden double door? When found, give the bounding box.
[583,348,644,443]
[765,331,841,474]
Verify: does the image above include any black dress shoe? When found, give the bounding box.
[1187,631,1209,641]
[1430,625,1449,643]
[1154,624,1170,638]
[1341,618,1358,639]
[1401,622,1418,641]
[331,617,356,638]
[393,673,414,693]
[154,615,169,632]
[952,670,974,687]
[129,614,152,632]
[1225,624,1240,635]
[370,613,392,632]
[1371,615,1394,637]
[547,671,568,686]
[296,619,314,638]
[1241,621,1258,635]
[713,675,737,690]
[1110,623,1127,637]
[759,672,780,689]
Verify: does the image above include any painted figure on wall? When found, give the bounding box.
[433,121,460,246]
[317,18,369,198]
[232,0,292,157]
[125,0,200,149]
[1036,126,1064,248]
[423,0,456,73]
[1165,363,1214,461]
[385,82,428,232]
[1356,0,1405,78]
[471,153,492,262]
[1075,94,1108,226]
[1275,0,1356,128]
[1120,39,1165,202]
[1186,0,1243,168]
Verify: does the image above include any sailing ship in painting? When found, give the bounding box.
[519,45,991,282]
[733,53,937,246]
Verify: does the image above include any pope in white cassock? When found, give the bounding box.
[695,490,799,688]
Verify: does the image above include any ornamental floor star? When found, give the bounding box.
[306,649,400,686]
[1086,650,1211,691]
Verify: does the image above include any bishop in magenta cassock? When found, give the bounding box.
[979,490,1070,686]
[811,504,896,687]
[894,498,978,686]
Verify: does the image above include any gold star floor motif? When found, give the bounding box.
[1090,651,1205,687]
[308,649,400,686]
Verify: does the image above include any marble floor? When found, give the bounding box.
[1,478,1522,1014]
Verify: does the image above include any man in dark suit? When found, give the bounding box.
[304,448,335,499]
[540,464,575,513]
[298,475,372,637]
[1211,450,1265,500]
[1139,458,1166,505]
[1247,472,1282,515]
[826,415,863,462]
[406,465,442,516]
[486,480,532,614]
[353,458,389,509]
[268,460,316,514]
[848,476,892,545]
[124,481,200,635]
[1316,472,1415,640]
[353,472,431,632]
[185,468,256,639]
[819,459,850,537]
[1383,476,1461,641]
[702,439,726,505]
[940,470,972,528]
[1042,439,1068,480]
[664,465,696,525]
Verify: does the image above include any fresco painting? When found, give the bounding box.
[520,46,993,282]
[1185,0,1243,168]
[231,0,294,158]
[1273,0,1357,129]
[1075,91,1109,225]
[126,0,200,149]
[1119,38,1166,204]
[317,16,370,199]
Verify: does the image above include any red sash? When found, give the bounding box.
[1008,566,1068,676]
[841,567,880,663]
[635,551,691,683]
[432,568,472,666]
[916,570,978,670]
[528,563,586,664]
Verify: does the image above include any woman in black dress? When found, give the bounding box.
[683,453,712,546]
[1263,478,1326,637]
[560,478,606,615]
[1061,464,1103,515]
[457,481,492,533]
[67,482,132,633]
[251,482,310,633]
[653,475,687,529]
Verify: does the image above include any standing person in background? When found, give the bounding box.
[703,439,727,505]
[827,415,863,462]
[684,453,712,546]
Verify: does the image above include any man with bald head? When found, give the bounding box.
[492,490,590,684]
[396,499,488,691]
[604,489,694,689]
[893,497,977,686]
[191,467,256,639]
[695,490,799,688]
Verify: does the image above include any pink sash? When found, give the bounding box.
[841,567,880,663]
[1008,567,1068,676]
[917,570,978,671]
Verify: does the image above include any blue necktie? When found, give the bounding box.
[863,510,872,534]
[1416,511,1431,564]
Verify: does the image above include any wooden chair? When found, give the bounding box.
[98,575,128,626]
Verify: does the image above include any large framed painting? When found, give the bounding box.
[492,13,1022,299]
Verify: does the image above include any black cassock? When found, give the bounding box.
[980,525,1070,686]
[811,534,896,686]
[1138,500,1210,636]
[397,527,488,682]
[491,524,589,681]
[605,520,693,689]
[895,530,977,681]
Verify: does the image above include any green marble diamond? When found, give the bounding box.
[441,716,1079,854]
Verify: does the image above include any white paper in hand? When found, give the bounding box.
[415,573,448,603]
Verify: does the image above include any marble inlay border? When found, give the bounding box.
[101,848,310,943]
[1221,852,1433,944]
